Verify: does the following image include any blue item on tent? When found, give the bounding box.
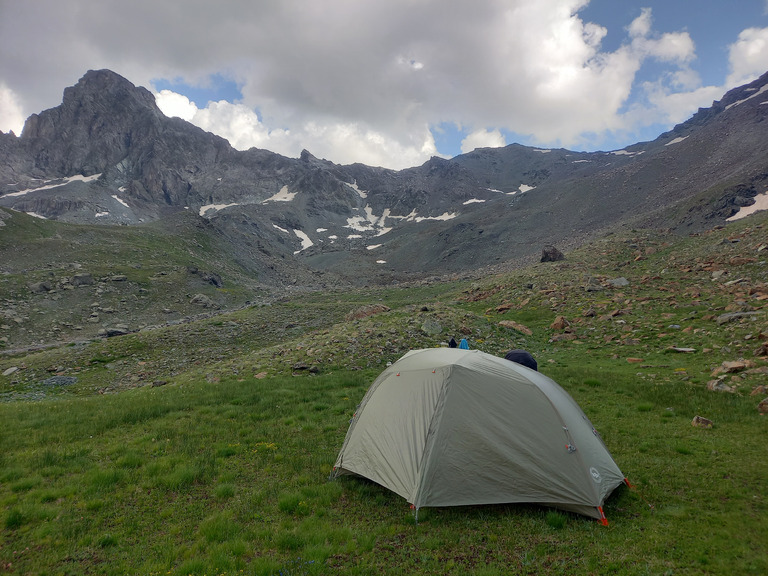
[459,338,469,349]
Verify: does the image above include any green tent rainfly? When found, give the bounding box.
[332,348,626,523]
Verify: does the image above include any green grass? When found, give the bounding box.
[1,364,766,575]
[1,214,767,574]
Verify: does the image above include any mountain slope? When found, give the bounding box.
[1,69,768,287]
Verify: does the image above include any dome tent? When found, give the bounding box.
[332,348,626,523]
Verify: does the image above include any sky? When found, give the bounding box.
[1,0,768,170]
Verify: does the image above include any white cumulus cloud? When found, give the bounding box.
[461,129,506,153]
[0,84,25,135]
[0,1,766,167]
[727,27,768,87]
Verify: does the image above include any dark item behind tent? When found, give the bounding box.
[504,349,538,371]
[449,337,457,348]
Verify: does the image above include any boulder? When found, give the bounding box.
[691,415,714,428]
[550,316,570,330]
[499,319,532,336]
[345,304,390,321]
[759,398,768,414]
[29,281,52,293]
[707,379,735,393]
[540,245,565,263]
[100,327,130,337]
[190,294,220,309]
[421,318,442,335]
[72,273,94,286]
[41,376,78,387]
[201,272,223,288]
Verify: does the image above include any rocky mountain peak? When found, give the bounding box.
[19,70,165,176]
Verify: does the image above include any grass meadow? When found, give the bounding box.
[1,216,767,574]
[1,359,766,575]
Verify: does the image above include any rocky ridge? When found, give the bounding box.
[1,69,768,287]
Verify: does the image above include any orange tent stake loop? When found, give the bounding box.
[597,506,609,526]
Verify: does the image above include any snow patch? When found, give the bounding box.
[316,227,328,232]
[112,195,130,208]
[407,211,457,223]
[4,173,102,198]
[518,184,535,193]
[273,224,289,234]
[726,192,768,221]
[199,202,239,216]
[725,84,768,110]
[95,211,109,217]
[533,149,551,153]
[367,244,382,250]
[463,198,486,205]
[263,185,296,202]
[293,229,313,254]
[347,234,363,239]
[665,136,689,146]
[345,180,368,199]
[25,212,47,219]
[376,260,387,264]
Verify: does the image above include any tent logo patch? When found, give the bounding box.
[590,467,602,483]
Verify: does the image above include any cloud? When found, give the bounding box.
[461,129,506,153]
[155,90,198,122]
[726,27,768,87]
[155,90,435,169]
[0,0,764,167]
[0,84,25,135]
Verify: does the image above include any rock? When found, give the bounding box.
[421,318,442,335]
[754,342,768,357]
[759,398,768,414]
[607,277,630,287]
[201,272,223,288]
[584,276,604,292]
[750,385,766,396]
[668,347,696,353]
[110,275,128,282]
[190,294,220,309]
[2,366,19,376]
[101,327,130,337]
[499,319,532,335]
[41,376,77,387]
[345,304,390,321]
[541,245,565,263]
[626,357,644,363]
[691,415,714,428]
[28,281,52,293]
[716,311,759,325]
[707,379,735,393]
[152,380,168,387]
[72,273,94,286]
[550,333,577,342]
[711,360,750,376]
[550,316,570,330]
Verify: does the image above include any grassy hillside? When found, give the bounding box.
[0,212,766,575]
